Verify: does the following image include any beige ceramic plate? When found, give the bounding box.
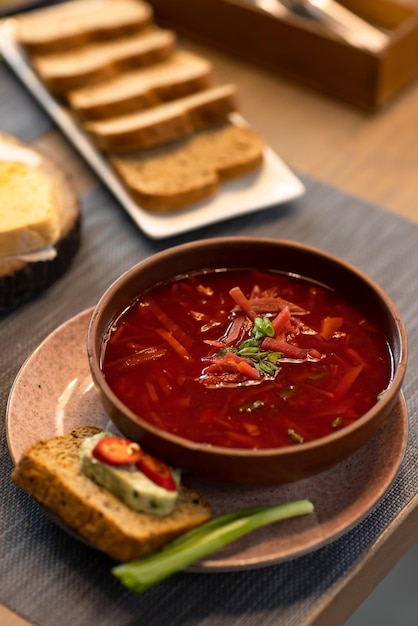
[6,309,408,571]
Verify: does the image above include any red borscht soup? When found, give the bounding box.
[101,269,393,449]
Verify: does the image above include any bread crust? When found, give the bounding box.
[85,85,238,152]
[17,0,154,55]
[32,28,176,94]
[67,50,213,121]
[12,426,212,561]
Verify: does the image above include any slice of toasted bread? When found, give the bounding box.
[32,28,176,94]
[68,50,214,120]
[11,426,212,562]
[85,84,238,152]
[110,122,264,212]
[17,0,154,55]
[0,133,80,314]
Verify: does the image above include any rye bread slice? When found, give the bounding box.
[68,50,213,121]
[11,426,212,562]
[110,121,265,212]
[31,28,176,94]
[84,84,238,152]
[16,0,154,55]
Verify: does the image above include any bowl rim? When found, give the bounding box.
[87,236,408,459]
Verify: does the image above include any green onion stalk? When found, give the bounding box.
[112,499,314,592]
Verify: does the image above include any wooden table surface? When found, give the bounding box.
[1,6,418,625]
[184,39,418,226]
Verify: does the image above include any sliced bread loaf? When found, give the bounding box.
[110,121,264,212]
[67,50,213,120]
[18,0,266,216]
[11,426,212,562]
[0,133,80,314]
[85,84,238,152]
[17,0,154,55]
[32,27,176,94]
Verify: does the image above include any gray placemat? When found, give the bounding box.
[1,61,417,626]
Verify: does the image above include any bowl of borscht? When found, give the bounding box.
[87,237,407,485]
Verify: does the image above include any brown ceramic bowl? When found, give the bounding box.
[87,237,407,485]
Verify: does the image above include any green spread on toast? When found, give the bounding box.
[79,432,180,516]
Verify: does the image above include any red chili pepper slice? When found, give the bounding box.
[92,437,143,465]
[136,453,177,491]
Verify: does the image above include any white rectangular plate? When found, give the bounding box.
[0,17,305,239]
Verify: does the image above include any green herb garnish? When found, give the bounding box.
[252,316,275,340]
[280,385,299,399]
[218,317,282,378]
[288,428,304,444]
[238,400,265,413]
[308,371,328,381]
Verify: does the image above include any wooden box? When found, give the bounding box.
[148,0,418,111]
